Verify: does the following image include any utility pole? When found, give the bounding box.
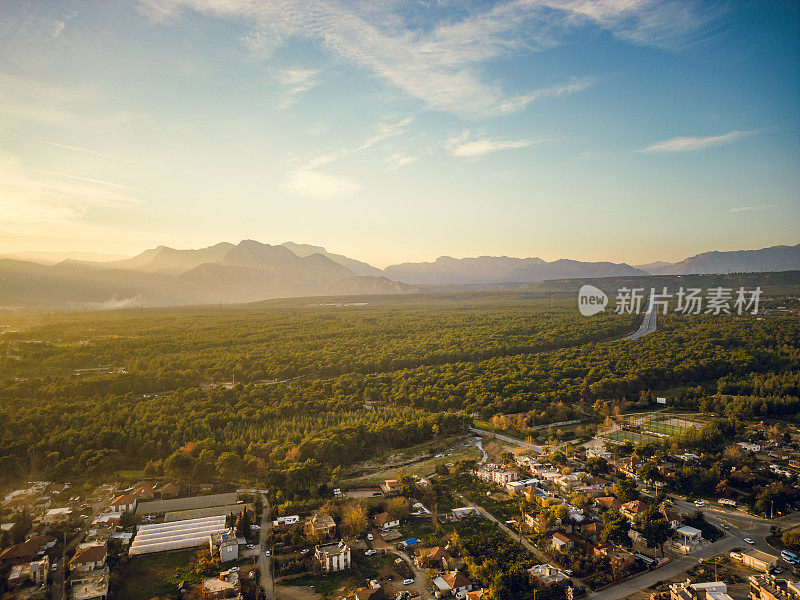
[61,530,66,600]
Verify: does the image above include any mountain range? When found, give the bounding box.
[0,241,797,309]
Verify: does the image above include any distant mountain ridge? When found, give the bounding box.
[0,240,797,309]
[644,243,800,275]
[383,255,645,284]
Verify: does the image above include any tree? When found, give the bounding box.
[637,463,658,484]
[782,530,800,550]
[216,452,244,483]
[341,500,368,537]
[601,510,630,547]
[164,451,193,481]
[586,456,610,476]
[640,508,671,556]
[398,474,417,498]
[612,478,638,502]
[386,497,411,521]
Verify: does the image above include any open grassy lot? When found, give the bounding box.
[341,439,481,487]
[282,551,382,599]
[116,550,196,600]
[603,429,660,444]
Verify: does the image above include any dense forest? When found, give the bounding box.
[1,289,798,491]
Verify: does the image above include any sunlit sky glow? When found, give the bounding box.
[1,0,798,267]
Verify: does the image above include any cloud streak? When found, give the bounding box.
[275,68,320,108]
[138,0,711,118]
[729,204,779,213]
[638,130,753,153]
[445,132,543,159]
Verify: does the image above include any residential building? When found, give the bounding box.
[373,512,400,530]
[620,500,648,522]
[202,569,240,599]
[42,506,73,523]
[92,512,122,528]
[209,528,238,562]
[475,464,520,486]
[416,546,453,569]
[315,540,351,572]
[380,479,400,496]
[749,574,800,600]
[7,555,49,587]
[594,546,635,569]
[69,543,107,573]
[0,535,57,564]
[272,514,300,527]
[349,585,388,600]
[551,533,573,552]
[109,494,137,513]
[670,580,732,600]
[451,506,480,520]
[661,508,685,529]
[307,513,337,539]
[527,564,569,585]
[70,567,109,600]
[433,570,473,597]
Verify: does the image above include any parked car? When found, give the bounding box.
[365,550,377,556]
[265,550,271,556]
[367,533,374,541]
[301,548,310,555]
[403,578,414,585]
[694,500,705,507]
[229,566,240,572]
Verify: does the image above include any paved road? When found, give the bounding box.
[469,427,533,449]
[589,499,800,600]
[621,298,657,341]
[458,495,584,589]
[258,494,274,600]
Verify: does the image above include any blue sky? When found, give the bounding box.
[1,0,798,267]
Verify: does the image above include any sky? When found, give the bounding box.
[0,0,798,268]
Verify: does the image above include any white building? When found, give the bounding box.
[209,528,239,562]
[315,540,351,572]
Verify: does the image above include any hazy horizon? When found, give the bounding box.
[1,1,798,267]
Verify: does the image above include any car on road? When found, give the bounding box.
[365,550,377,556]
[301,548,310,555]
[51,562,58,572]
[264,550,271,556]
[372,491,383,496]
[772,567,784,574]
[744,538,755,544]
[229,566,240,572]
[367,533,373,541]
[782,550,799,563]
[403,578,414,585]
[694,500,705,507]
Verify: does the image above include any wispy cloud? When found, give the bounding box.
[445,131,543,159]
[0,153,148,243]
[29,169,145,195]
[729,204,779,213]
[292,117,412,170]
[139,0,711,118]
[282,117,413,197]
[279,169,360,200]
[638,130,753,153]
[275,68,320,109]
[384,152,423,171]
[46,142,136,164]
